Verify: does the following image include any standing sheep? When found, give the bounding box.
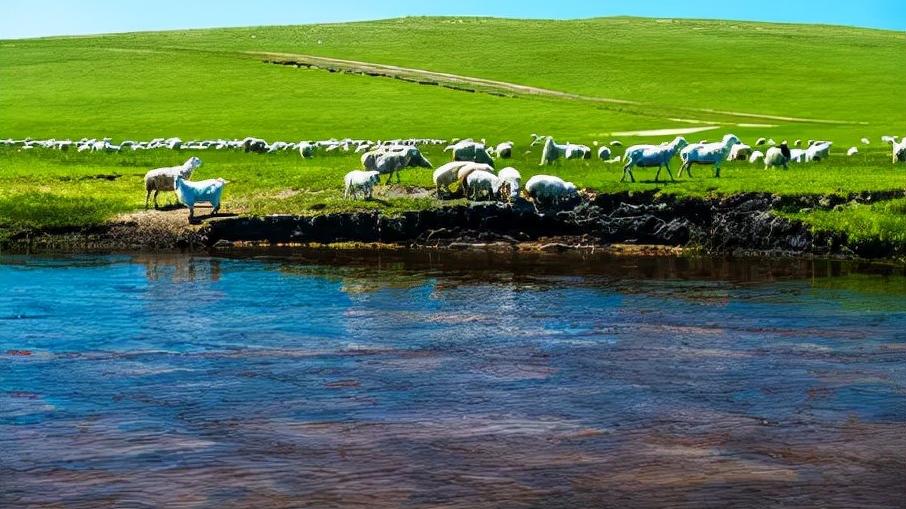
[144,157,202,209]
[621,136,688,183]
[678,134,739,178]
[524,175,578,209]
[175,177,228,220]
[497,167,522,202]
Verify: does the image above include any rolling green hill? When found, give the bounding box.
[2,17,904,141]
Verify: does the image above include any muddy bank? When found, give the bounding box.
[4,191,904,259]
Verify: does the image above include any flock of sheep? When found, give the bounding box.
[4,131,905,221]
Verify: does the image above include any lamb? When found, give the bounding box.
[495,141,514,159]
[748,150,765,164]
[524,175,578,209]
[344,170,381,200]
[175,177,228,220]
[678,134,740,178]
[597,146,612,160]
[621,136,689,183]
[847,146,859,156]
[727,143,753,161]
[497,167,522,202]
[465,170,501,201]
[144,156,202,209]
[861,137,871,145]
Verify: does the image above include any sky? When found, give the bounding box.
[1,0,904,39]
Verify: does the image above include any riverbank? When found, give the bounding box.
[5,190,904,260]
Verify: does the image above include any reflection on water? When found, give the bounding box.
[1,250,905,508]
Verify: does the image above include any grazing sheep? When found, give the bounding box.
[793,139,802,147]
[748,150,765,164]
[374,152,412,184]
[847,146,859,156]
[538,137,590,165]
[465,170,501,201]
[530,134,548,147]
[241,137,268,153]
[298,142,317,158]
[679,134,739,178]
[609,140,623,147]
[446,140,495,166]
[763,146,789,170]
[432,161,472,197]
[755,137,767,146]
[727,143,753,161]
[767,138,776,146]
[344,170,381,200]
[455,163,496,195]
[524,175,578,209]
[597,146,612,160]
[881,135,899,145]
[497,167,522,202]
[893,139,906,163]
[495,141,514,159]
[175,177,228,220]
[806,141,832,161]
[144,157,202,209]
[621,136,689,183]
[861,137,870,145]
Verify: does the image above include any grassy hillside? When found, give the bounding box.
[0,17,904,246]
[2,17,904,141]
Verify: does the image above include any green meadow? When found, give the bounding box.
[1,17,904,244]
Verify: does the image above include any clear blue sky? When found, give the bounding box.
[2,0,904,39]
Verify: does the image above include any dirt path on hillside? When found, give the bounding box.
[249,50,863,126]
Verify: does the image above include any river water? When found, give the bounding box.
[1,250,905,508]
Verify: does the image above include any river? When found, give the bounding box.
[2,250,905,508]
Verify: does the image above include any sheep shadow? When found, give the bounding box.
[365,197,391,207]
[188,211,238,225]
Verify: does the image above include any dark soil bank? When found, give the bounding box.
[6,191,904,258]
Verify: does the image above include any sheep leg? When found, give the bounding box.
[654,165,662,183]
[714,163,721,178]
[145,190,151,209]
[664,161,675,182]
[153,190,160,209]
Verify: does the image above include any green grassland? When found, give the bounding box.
[1,17,904,245]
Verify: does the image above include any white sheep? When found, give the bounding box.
[495,141,514,159]
[344,170,381,200]
[465,170,501,201]
[748,150,765,164]
[861,137,870,145]
[755,137,767,146]
[847,146,859,156]
[679,134,740,178]
[597,146,612,160]
[806,142,832,161]
[144,157,202,209]
[539,137,590,165]
[727,143,752,161]
[621,136,689,183]
[524,175,578,209]
[763,147,789,170]
[175,177,228,220]
[445,140,494,166]
[497,167,522,202]
[893,139,906,164]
